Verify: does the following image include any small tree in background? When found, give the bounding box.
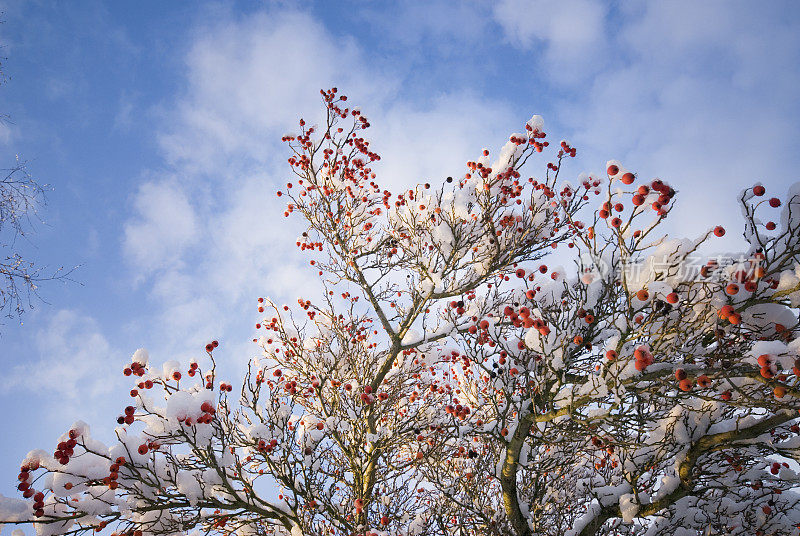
[0,158,58,320]
[2,89,799,536]
[0,32,73,324]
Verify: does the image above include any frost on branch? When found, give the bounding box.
[3,89,800,536]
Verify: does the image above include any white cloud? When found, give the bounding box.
[120,10,360,347]
[354,0,489,51]
[494,0,606,51]
[369,93,517,192]
[493,0,608,81]
[2,309,121,402]
[123,179,202,275]
[158,10,387,176]
[0,123,12,146]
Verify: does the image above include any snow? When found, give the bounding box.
[565,500,601,536]
[619,493,639,523]
[131,348,149,365]
[526,115,544,132]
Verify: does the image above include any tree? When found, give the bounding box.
[0,158,57,319]
[2,88,799,536]
[0,30,72,323]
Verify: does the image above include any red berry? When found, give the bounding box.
[607,164,619,176]
[769,198,781,207]
[713,226,725,237]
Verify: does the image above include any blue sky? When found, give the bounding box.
[1,0,799,526]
